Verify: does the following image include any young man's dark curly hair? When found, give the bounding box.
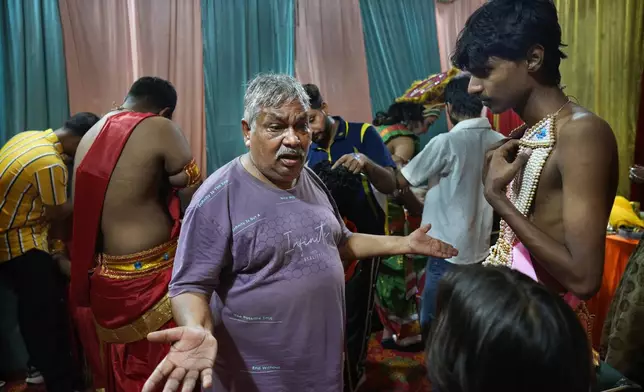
[452,0,566,86]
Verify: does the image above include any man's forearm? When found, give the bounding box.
[44,200,73,221]
[396,170,410,189]
[364,161,396,194]
[399,189,424,216]
[170,292,214,332]
[49,218,70,241]
[487,192,587,296]
[178,182,202,216]
[339,233,410,261]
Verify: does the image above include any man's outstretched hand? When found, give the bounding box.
[407,224,458,259]
[142,326,217,392]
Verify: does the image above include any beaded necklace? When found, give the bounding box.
[484,100,570,267]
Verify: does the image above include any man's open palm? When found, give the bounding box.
[142,326,217,392]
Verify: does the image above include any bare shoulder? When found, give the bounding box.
[135,116,192,173]
[557,105,616,153]
[75,115,109,164]
[136,116,180,138]
[387,134,416,150]
[131,116,187,153]
[555,104,618,190]
[388,134,415,146]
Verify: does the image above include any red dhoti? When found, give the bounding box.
[70,303,107,390]
[71,112,182,392]
[91,241,177,392]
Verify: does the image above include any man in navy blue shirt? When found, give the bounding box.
[304,83,398,392]
[304,83,397,237]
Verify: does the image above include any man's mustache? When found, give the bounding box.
[276,147,306,160]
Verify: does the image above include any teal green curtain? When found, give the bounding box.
[0,0,70,144]
[201,0,295,173]
[360,0,446,145]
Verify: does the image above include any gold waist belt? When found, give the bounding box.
[94,295,173,344]
[98,239,177,279]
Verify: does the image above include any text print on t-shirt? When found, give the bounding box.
[284,223,333,254]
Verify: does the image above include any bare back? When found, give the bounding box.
[525,104,619,292]
[74,111,194,256]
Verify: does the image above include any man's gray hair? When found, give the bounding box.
[243,73,310,130]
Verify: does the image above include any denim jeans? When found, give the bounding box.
[420,257,454,330]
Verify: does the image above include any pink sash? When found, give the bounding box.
[512,242,581,308]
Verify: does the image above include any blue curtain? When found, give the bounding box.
[0,0,70,144]
[360,0,446,145]
[201,0,295,173]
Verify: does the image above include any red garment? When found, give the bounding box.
[485,108,524,137]
[52,213,107,390]
[69,299,107,390]
[71,112,182,392]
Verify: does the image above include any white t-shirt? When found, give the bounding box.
[401,117,504,265]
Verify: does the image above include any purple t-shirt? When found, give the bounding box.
[169,158,350,392]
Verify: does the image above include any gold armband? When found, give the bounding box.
[50,239,67,255]
[183,159,201,188]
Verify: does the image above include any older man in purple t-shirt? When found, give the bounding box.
[142,74,458,392]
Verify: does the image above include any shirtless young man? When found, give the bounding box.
[70,77,201,391]
[452,0,618,303]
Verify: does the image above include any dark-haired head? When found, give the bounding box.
[63,112,100,138]
[427,265,592,392]
[444,75,483,125]
[303,83,324,110]
[451,0,567,114]
[312,160,362,215]
[57,112,100,160]
[373,102,430,135]
[124,76,177,119]
[302,83,334,145]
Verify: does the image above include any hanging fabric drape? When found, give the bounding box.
[554,0,644,196]
[485,108,524,137]
[0,0,70,144]
[201,0,295,173]
[58,0,206,172]
[434,0,485,72]
[360,0,445,145]
[295,0,373,123]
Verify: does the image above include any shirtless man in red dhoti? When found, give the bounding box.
[70,76,201,391]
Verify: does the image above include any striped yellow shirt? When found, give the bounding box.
[0,129,68,262]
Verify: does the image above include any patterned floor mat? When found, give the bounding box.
[2,381,44,392]
[360,332,431,392]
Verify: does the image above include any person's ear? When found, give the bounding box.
[526,45,545,73]
[159,107,172,119]
[242,119,251,148]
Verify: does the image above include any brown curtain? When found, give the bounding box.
[295,0,373,123]
[58,0,206,171]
